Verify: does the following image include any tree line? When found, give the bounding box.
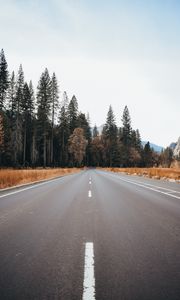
[0,49,173,168]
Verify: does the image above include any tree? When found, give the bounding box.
[21,82,35,165]
[7,71,16,114]
[68,95,78,134]
[68,128,87,166]
[59,102,70,166]
[93,125,99,138]
[0,112,4,164]
[16,64,24,114]
[160,147,173,167]
[130,129,142,166]
[37,68,52,167]
[77,112,92,165]
[91,135,105,166]
[103,105,118,166]
[121,106,132,166]
[0,49,9,110]
[50,72,59,165]
[143,142,153,167]
[12,64,25,165]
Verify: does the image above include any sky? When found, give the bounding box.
[0,0,180,147]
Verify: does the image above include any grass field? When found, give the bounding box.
[0,168,81,189]
[104,167,180,181]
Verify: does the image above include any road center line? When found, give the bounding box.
[88,190,92,198]
[83,242,95,300]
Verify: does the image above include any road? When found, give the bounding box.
[0,169,180,300]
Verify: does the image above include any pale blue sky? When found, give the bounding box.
[1,0,180,146]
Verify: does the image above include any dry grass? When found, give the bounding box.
[0,168,81,189]
[103,167,180,181]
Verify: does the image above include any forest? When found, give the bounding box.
[0,49,172,168]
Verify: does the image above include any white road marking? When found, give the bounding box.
[117,177,180,200]
[89,181,92,185]
[88,190,92,198]
[83,242,95,300]
[0,176,67,199]
[123,179,180,194]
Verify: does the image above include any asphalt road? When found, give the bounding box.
[0,169,180,300]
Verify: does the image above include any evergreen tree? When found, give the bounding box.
[59,103,70,166]
[93,124,99,138]
[16,64,24,114]
[37,68,52,167]
[121,106,132,166]
[129,129,142,166]
[0,49,9,110]
[143,142,153,167]
[22,83,30,165]
[122,105,131,146]
[21,82,35,165]
[0,112,4,164]
[51,72,59,165]
[28,81,36,165]
[61,91,69,111]
[68,95,78,134]
[103,105,118,166]
[77,112,92,165]
[135,129,142,151]
[7,71,16,114]
[13,64,25,165]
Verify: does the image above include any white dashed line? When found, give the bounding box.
[88,190,92,198]
[83,242,95,300]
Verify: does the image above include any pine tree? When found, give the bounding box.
[129,129,142,166]
[61,91,69,111]
[68,95,78,134]
[13,64,24,165]
[77,112,92,165]
[59,103,69,166]
[143,142,153,167]
[0,49,9,110]
[0,112,4,165]
[122,105,131,146]
[93,125,99,138]
[121,105,132,166]
[103,105,118,166]
[16,64,24,114]
[50,72,59,165]
[21,82,35,165]
[37,68,52,167]
[28,81,36,165]
[7,71,16,114]
[135,129,142,151]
